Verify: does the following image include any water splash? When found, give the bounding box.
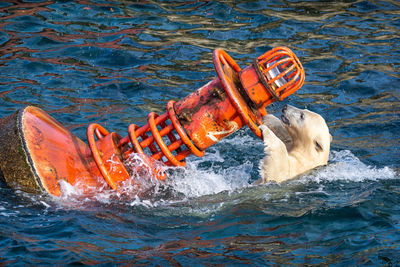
[298,150,397,184]
[54,132,397,212]
[166,159,252,198]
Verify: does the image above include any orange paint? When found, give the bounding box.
[20,106,102,196]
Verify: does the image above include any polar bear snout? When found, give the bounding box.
[281,105,299,126]
[281,105,290,126]
[281,113,290,126]
[281,105,305,128]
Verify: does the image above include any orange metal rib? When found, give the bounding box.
[87,123,118,190]
[167,100,205,158]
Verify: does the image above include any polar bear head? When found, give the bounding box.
[280,105,332,164]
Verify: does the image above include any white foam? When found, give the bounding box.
[166,160,252,198]
[297,150,397,183]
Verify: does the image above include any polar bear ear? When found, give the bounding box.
[329,134,333,142]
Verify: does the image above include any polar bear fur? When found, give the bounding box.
[258,105,332,183]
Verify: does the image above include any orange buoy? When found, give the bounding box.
[0,47,305,196]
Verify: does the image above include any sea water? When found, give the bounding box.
[0,0,399,265]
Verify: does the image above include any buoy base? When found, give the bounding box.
[0,106,103,196]
[0,109,43,193]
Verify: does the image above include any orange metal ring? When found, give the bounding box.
[148,112,186,167]
[213,49,262,138]
[128,124,144,154]
[133,122,158,154]
[159,117,182,156]
[87,123,118,190]
[167,100,205,158]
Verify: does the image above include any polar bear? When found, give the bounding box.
[257,105,332,183]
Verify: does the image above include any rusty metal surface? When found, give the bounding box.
[239,65,274,112]
[174,78,244,151]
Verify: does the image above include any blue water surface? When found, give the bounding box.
[0,0,399,265]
